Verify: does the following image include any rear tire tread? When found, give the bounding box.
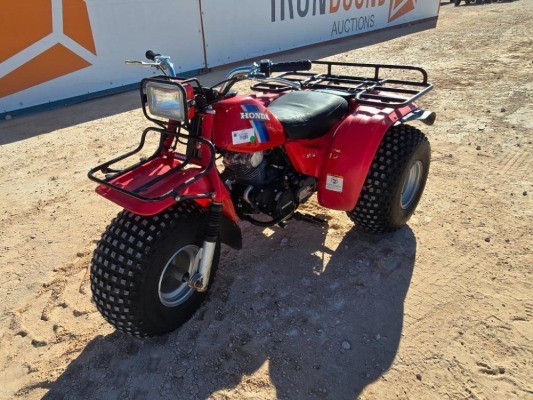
[347,125,430,233]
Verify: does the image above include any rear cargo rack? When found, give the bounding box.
[252,60,432,108]
[88,127,216,203]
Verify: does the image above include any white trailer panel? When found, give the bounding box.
[201,0,440,67]
[0,0,205,115]
[0,0,440,117]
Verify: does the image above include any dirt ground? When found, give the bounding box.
[1,1,532,399]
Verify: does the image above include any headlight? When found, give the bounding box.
[145,82,187,121]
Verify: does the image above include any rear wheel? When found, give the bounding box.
[347,125,430,233]
[90,201,219,337]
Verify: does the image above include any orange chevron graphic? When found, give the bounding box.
[388,0,417,23]
[0,0,53,63]
[63,0,97,55]
[0,0,96,98]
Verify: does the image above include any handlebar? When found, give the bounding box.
[125,51,312,98]
[218,59,312,96]
[259,60,312,76]
[128,49,313,81]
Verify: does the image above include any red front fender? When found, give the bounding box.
[317,103,418,211]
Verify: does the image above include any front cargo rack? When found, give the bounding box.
[88,127,216,206]
[252,60,433,108]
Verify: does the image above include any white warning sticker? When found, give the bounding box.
[232,128,255,145]
[325,174,344,192]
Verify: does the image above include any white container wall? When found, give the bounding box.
[201,0,440,67]
[0,0,205,114]
[0,0,440,116]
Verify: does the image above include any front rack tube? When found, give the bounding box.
[88,128,216,203]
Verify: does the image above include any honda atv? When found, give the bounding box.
[88,50,435,337]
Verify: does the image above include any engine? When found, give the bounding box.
[223,150,317,226]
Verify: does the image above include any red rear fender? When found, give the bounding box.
[317,104,417,211]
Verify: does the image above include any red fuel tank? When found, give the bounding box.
[211,95,285,152]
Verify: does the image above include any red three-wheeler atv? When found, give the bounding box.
[88,51,435,337]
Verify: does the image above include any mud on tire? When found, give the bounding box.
[90,201,219,338]
[348,124,430,233]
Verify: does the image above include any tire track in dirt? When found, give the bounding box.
[0,247,104,399]
[403,253,479,328]
[497,149,532,176]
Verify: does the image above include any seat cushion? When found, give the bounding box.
[268,91,348,140]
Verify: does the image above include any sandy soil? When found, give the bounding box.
[1,1,532,399]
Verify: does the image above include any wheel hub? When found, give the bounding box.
[158,245,200,307]
[401,160,423,210]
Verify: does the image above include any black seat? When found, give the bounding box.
[268,91,348,140]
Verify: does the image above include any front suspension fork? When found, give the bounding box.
[189,201,222,292]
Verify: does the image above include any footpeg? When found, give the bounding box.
[293,212,328,226]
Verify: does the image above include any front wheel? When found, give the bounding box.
[347,124,430,233]
[90,201,220,337]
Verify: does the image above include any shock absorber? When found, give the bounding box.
[188,202,221,292]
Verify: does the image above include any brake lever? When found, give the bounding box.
[125,60,161,68]
[125,60,169,76]
[255,76,301,90]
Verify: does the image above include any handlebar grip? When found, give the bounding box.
[270,60,312,73]
[145,50,159,61]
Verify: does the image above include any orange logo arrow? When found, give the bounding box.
[388,0,418,23]
[0,0,97,99]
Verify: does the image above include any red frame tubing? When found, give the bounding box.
[316,103,417,211]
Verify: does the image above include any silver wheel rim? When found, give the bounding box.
[401,161,423,210]
[158,245,200,307]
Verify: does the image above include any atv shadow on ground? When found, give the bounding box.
[44,221,416,399]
